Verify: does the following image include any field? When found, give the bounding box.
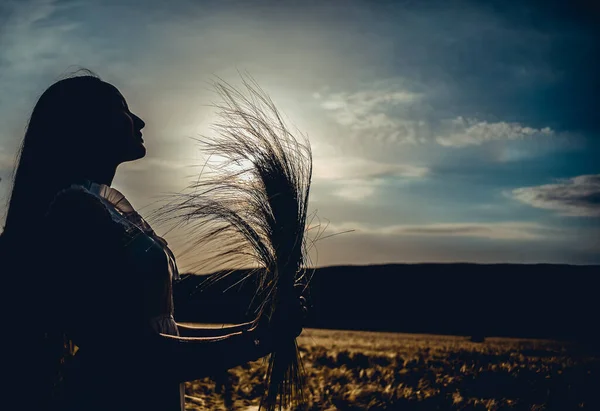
[182,328,599,410]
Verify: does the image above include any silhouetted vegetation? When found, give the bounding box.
[173,264,599,343]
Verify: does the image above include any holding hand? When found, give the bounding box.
[247,283,310,357]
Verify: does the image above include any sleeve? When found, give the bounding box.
[46,186,125,240]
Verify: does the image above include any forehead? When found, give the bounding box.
[102,82,127,104]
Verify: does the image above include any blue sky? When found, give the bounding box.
[1,0,598,268]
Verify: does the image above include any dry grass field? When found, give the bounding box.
[182,328,599,410]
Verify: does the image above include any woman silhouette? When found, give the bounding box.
[2,71,305,411]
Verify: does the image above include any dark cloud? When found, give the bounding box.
[400,226,493,236]
[309,226,600,266]
[512,174,600,216]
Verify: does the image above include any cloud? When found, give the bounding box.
[317,88,421,123]
[316,84,562,151]
[312,157,428,201]
[120,157,192,172]
[315,84,428,145]
[436,117,555,147]
[333,184,376,201]
[512,174,600,217]
[0,0,81,79]
[313,157,428,181]
[309,225,600,267]
[325,221,552,240]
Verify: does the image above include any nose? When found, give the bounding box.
[132,113,145,130]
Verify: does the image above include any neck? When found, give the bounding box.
[81,163,118,187]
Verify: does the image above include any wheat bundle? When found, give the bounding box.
[157,75,314,410]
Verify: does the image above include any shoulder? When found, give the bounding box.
[45,184,121,235]
[47,184,108,216]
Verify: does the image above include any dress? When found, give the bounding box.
[45,180,185,411]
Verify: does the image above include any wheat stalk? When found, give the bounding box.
[156,73,314,410]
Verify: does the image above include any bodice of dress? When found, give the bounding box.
[83,181,180,328]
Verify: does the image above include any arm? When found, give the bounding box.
[44,187,280,383]
[176,319,256,338]
[144,327,274,383]
[177,274,311,339]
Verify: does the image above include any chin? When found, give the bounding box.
[133,145,147,160]
[122,144,147,162]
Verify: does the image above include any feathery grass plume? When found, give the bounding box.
[156,74,315,410]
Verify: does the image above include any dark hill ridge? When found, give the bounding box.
[172,263,599,342]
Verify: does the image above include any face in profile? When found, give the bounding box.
[98,82,147,164]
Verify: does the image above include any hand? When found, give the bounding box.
[276,282,310,337]
[248,285,310,355]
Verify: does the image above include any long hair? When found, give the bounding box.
[4,71,106,238]
[2,70,111,408]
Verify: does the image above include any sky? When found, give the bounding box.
[0,0,599,269]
